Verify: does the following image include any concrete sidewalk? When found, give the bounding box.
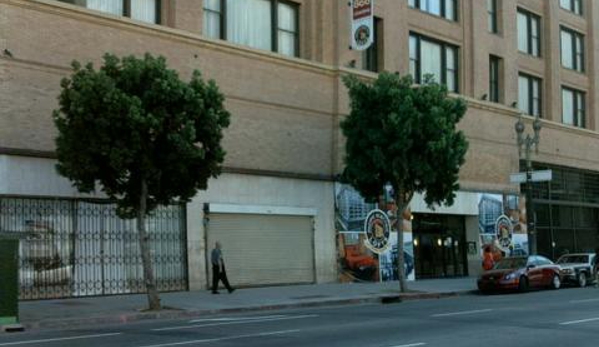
[16,277,478,330]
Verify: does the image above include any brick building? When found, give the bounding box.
[1,0,598,297]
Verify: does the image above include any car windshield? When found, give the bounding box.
[494,257,527,270]
[557,255,588,264]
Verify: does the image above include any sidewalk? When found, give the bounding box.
[16,277,478,330]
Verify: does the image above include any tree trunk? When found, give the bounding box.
[394,188,413,293]
[138,178,161,310]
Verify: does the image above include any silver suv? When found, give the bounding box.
[556,253,596,287]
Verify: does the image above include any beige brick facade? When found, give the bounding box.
[2,0,598,189]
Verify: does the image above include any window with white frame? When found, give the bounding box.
[562,87,585,128]
[58,0,160,23]
[409,33,459,92]
[408,0,457,21]
[560,27,584,72]
[203,0,299,57]
[560,0,582,15]
[517,9,540,57]
[518,73,542,117]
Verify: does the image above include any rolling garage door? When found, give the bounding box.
[206,213,315,287]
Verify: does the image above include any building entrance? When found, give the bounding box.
[413,214,467,279]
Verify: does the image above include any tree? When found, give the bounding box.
[341,72,468,292]
[53,53,230,309]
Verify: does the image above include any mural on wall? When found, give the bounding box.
[335,184,415,283]
[19,219,74,293]
[478,193,528,264]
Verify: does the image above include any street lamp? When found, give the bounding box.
[515,113,542,255]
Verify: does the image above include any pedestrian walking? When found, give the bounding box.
[211,241,235,294]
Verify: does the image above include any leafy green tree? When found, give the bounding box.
[53,54,230,309]
[341,73,468,292]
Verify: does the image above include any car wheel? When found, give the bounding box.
[550,274,561,290]
[577,272,587,287]
[518,276,529,292]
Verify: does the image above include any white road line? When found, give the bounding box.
[570,298,599,304]
[389,343,426,347]
[0,333,122,346]
[153,314,318,331]
[431,309,493,317]
[559,317,599,325]
[137,329,300,347]
[189,315,288,323]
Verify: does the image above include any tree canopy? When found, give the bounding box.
[53,53,230,217]
[341,72,468,207]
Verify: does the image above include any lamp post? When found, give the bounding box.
[515,114,542,255]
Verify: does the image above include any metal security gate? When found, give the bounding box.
[0,197,188,300]
[206,213,315,287]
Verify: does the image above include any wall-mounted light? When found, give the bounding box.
[413,239,418,247]
[437,238,442,246]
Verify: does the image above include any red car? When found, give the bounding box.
[477,255,562,293]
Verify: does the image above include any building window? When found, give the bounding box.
[58,0,160,24]
[518,73,542,117]
[409,33,459,92]
[363,18,382,72]
[517,9,541,57]
[560,0,582,15]
[562,87,585,128]
[203,0,299,57]
[560,27,584,72]
[203,0,222,39]
[489,55,501,103]
[487,0,498,34]
[408,0,457,21]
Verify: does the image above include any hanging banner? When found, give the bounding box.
[350,0,374,51]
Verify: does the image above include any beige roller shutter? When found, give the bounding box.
[207,213,315,287]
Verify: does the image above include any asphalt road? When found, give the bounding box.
[2,286,599,347]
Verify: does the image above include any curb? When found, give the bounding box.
[20,290,476,331]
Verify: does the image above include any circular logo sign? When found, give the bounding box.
[364,209,391,254]
[354,25,371,46]
[495,215,513,250]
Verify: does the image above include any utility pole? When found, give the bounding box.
[514,114,542,255]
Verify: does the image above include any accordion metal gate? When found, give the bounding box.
[0,197,188,300]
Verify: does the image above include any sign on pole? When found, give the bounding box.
[510,169,552,184]
[350,0,374,51]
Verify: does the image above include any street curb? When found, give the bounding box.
[20,290,476,331]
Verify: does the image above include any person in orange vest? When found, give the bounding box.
[482,245,496,271]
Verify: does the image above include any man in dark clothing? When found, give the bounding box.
[211,241,235,294]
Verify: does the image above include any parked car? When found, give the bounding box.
[477,255,562,293]
[556,253,596,287]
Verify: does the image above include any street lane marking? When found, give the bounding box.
[431,309,493,317]
[153,314,318,331]
[189,315,288,323]
[137,329,300,347]
[559,317,599,325]
[570,298,599,304]
[0,333,122,346]
[389,343,426,347]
